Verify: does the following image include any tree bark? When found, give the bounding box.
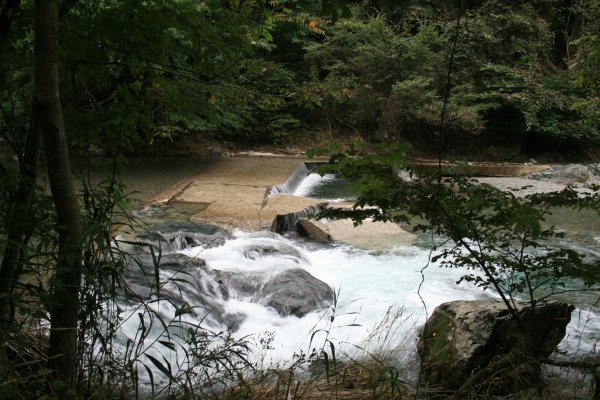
[33,0,83,387]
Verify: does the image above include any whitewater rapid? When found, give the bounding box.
[177,230,485,362]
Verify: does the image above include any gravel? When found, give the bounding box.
[477,163,600,196]
[476,177,573,196]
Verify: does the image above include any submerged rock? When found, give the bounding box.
[242,243,305,262]
[418,299,574,396]
[122,252,243,329]
[143,253,331,319]
[135,221,230,252]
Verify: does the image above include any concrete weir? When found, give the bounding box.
[149,156,325,231]
[146,155,417,249]
[147,156,549,248]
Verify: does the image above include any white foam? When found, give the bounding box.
[293,173,338,197]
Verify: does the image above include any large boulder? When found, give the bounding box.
[123,253,244,329]
[418,299,574,396]
[219,268,333,318]
[126,248,332,324]
[260,269,333,317]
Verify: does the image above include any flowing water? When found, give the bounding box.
[293,173,600,357]
[105,159,599,391]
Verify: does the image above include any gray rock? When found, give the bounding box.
[529,164,600,185]
[242,243,305,262]
[135,221,230,252]
[157,229,229,251]
[260,269,333,317]
[122,252,244,329]
[126,250,331,325]
[216,268,333,318]
[418,299,574,395]
[216,270,261,298]
[157,252,208,268]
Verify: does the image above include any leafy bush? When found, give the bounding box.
[312,142,600,310]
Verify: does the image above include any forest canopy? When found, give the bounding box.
[2,0,600,159]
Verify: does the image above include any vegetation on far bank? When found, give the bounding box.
[4,0,600,160]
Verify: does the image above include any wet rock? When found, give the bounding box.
[268,199,324,233]
[125,252,213,297]
[157,252,207,268]
[135,221,230,252]
[216,270,262,298]
[123,252,242,328]
[217,268,333,317]
[297,218,331,243]
[126,247,330,324]
[418,299,574,396]
[157,230,226,251]
[260,269,333,317]
[242,243,304,262]
[243,245,281,259]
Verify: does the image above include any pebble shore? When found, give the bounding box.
[476,177,573,196]
[477,163,600,196]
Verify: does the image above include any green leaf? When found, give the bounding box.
[145,354,176,381]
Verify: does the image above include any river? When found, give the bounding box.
[86,156,599,392]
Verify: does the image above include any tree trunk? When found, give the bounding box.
[33,0,83,388]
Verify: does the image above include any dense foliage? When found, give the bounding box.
[4,0,600,155]
[303,0,600,152]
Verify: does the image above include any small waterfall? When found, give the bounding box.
[269,162,328,234]
[270,162,311,194]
